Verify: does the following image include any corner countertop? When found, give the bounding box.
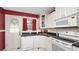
[72,42,79,48]
[21,32,57,38]
[21,32,79,48]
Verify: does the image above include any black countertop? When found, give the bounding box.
[21,32,79,48]
[57,37,77,43]
[72,42,79,48]
[21,32,57,37]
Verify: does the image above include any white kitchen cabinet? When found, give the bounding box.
[34,36,45,48]
[72,46,79,51]
[55,7,60,19]
[55,7,65,19]
[46,37,52,51]
[65,7,78,16]
[34,36,51,50]
[45,7,79,28]
[21,36,34,50]
[55,7,79,20]
[21,36,52,51]
[46,14,51,28]
[40,15,47,28]
[40,13,55,28]
[46,12,56,28]
[33,36,41,48]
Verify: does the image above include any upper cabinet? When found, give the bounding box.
[55,7,79,20]
[46,12,56,28]
[40,15,46,28]
[40,7,79,28]
[55,7,65,19]
[65,7,78,16]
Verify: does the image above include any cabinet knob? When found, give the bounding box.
[71,16,75,19]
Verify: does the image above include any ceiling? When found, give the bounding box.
[3,7,54,15]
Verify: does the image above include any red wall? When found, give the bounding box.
[0,7,39,50]
[4,9,39,18]
[0,7,39,18]
[0,8,5,50]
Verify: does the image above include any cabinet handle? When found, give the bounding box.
[62,43,68,46]
[71,16,75,19]
[56,40,60,43]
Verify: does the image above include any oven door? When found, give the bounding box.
[52,39,72,51]
[52,44,65,51]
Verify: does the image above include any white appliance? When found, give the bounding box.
[5,15,22,50]
[55,14,79,27]
[52,31,79,51]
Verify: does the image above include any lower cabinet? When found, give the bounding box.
[52,44,65,51]
[72,46,79,51]
[34,36,52,51]
[21,36,34,50]
[21,36,52,51]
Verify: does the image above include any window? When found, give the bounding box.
[27,19,32,30]
[23,18,36,31]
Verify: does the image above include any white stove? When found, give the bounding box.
[53,31,79,51]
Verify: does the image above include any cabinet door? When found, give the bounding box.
[55,7,78,19]
[39,36,46,48]
[46,14,51,28]
[68,15,77,26]
[55,7,60,19]
[21,36,33,50]
[34,36,46,49]
[46,12,55,28]
[50,12,56,28]
[26,36,34,49]
[72,46,79,51]
[55,7,65,19]
[33,36,40,48]
[65,7,78,16]
[60,7,66,18]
